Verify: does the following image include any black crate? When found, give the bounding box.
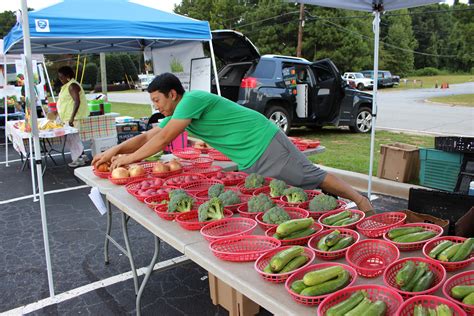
[117,132,140,143]
[435,136,474,153]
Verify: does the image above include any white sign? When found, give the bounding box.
[190,57,211,92]
[35,19,50,32]
[88,187,107,215]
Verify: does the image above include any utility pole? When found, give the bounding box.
[296,3,305,57]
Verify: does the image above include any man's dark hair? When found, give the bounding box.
[147,72,185,95]
[57,66,75,79]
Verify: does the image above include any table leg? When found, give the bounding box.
[136,236,160,316]
[122,212,139,295]
[104,200,112,264]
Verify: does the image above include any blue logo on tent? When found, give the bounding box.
[37,20,48,29]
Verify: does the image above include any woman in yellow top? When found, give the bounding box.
[57,66,89,167]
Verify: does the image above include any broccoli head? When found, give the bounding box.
[283,187,308,203]
[262,206,291,224]
[309,193,338,212]
[168,193,194,213]
[244,173,265,189]
[247,193,275,213]
[208,183,225,198]
[169,189,187,199]
[198,197,225,222]
[218,190,241,206]
[269,179,287,197]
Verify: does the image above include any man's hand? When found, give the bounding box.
[110,154,132,170]
[92,149,116,169]
[355,196,375,216]
[68,120,74,127]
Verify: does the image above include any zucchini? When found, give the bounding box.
[436,304,454,316]
[279,255,308,273]
[325,230,342,246]
[325,290,366,316]
[393,231,436,243]
[270,246,304,272]
[291,280,307,294]
[331,214,361,227]
[395,260,416,287]
[322,210,351,225]
[344,297,373,316]
[263,264,273,273]
[451,285,474,300]
[414,304,428,316]
[462,292,474,306]
[300,270,350,296]
[429,240,453,258]
[412,270,434,292]
[276,218,314,237]
[388,226,424,239]
[427,308,437,316]
[303,265,344,286]
[450,238,474,262]
[282,227,316,240]
[361,300,387,316]
[438,244,462,262]
[272,233,282,239]
[401,262,428,292]
[329,236,354,251]
[317,234,330,251]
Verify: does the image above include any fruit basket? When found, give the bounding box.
[252,186,283,201]
[442,270,474,315]
[108,174,147,185]
[175,209,233,230]
[92,167,111,179]
[236,204,262,219]
[209,235,281,262]
[183,165,222,178]
[308,228,361,261]
[356,212,407,238]
[382,223,444,251]
[279,190,320,209]
[236,177,273,195]
[163,173,207,186]
[265,223,323,246]
[300,139,320,148]
[150,168,183,178]
[171,147,201,160]
[153,203,178,221]
[396,295,467,316]
[211,171,248,186]
[143,193,170,210]
[208,149,231,161]
[200,218,257,242]
[190,157,214,168]
[318,209,366,230]
[125,178,164,195]
[255,207,309,231]
[345,239,400,278]
[180,179,224,194]
[422,236,474,271]
[294,141,308,151]
[254,246,315,283]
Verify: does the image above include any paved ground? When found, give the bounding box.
[0,140,408,315]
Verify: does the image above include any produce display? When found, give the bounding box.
[273,218,315,240]
[165,173,204,186]
[316,230,354,252]
[208,183,225,198]
[322,210,361,227]
[212,171,246,183]
[262,206,291,224]
[198,197,225,222]
[151,159,182,173]
[263,246,309,274]
[413,304,454,315]
[309,193,338,213]
[269,179,287,197]
[111,167,131,179]
[290,266,351,296]
[387,226,437,243]
[395,260,434,292]
[429,238,473,262]
[96,162,111,172]
[324,290,387,316]
[248,194,276,213]
[451,285,474,306]
[244,173,266,189]
[168,190,194,213]
[282,187,308,203]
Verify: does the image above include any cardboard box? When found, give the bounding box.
[91,136,117,157]
[208,273,260,316]
[378,143,420,183]
[399,209,449,235]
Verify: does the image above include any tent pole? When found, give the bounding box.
[368,10,381,198]
[3,54,8,167]
[100,53,108,101]
[21,0,55,297]
[208,40,221,96]
[42,61,56,102]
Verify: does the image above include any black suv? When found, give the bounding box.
[211,30,373,134]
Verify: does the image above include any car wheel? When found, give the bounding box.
[357,83,365,90]
[265,105,291,135]
[350,107,372,133]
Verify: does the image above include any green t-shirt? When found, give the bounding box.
[159,90,278,169]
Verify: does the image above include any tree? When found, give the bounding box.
[83,63,98,88]
[118,54,138,81]
[0,11,16,38]
[105,54,124,84]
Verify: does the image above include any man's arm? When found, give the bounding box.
[68,84,81,126]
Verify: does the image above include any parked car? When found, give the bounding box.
[360,70,395,88]
[210,30,373,134]
[342,72,374,90]
[138,74,155,91]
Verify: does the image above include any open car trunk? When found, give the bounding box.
[211,62,253,101]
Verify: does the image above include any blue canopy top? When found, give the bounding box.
[3,0,212,54]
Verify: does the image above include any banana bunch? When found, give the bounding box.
[39,120,64,130]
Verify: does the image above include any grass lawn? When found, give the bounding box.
[111,102,152,118]
[390,75,473,90]
[427,94,474,107]
[290,128,434,178]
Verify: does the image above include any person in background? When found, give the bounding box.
[56,66,89,167]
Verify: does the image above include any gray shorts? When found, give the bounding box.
[241,130,327,190]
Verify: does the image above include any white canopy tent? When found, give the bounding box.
[294,0,443,197]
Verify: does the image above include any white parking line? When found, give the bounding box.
[0,149,92,165]
[0,185,90,205]
[0,255,189,315]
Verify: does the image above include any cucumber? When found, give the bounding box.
[325,230,342,246]
[344,297,373,316]
[329,236,354,251]
[414,304,428,316]
[401,262,428,292]
[276,218,314,237]
[450,238,474,262]
[272,233,282,240]
[388,226,424,239]
[322,210,351,225]
[393,231,436,243]
[270,246,304,272]
[282,227,316,240]
[451,285,474,299]
[361,300,387,316]
[317,234,330,251]
[463,292,474,306]
[332,214,361,227]
[263,264,273,273]
[325,290,366,316]
[291,280,307,294]
[438,244,462,262]
[279,255,308,273]
[303,265,344,286]
[395,260,416,287]
[427,308,437,316]
[429,240,453,258]
[412,270,434,292]
[436,304,454,316]
[300,270,350,296]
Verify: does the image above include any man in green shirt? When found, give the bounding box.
[93,73,373,213]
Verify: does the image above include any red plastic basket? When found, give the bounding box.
[306,199,347,220]
[254,246,315,283]
[318,284,404,316]
[356,212,407,238]
[383,257,447,299]
[172,147,201,160]
[125,178,165,195]
[252,186,284,201]
[284,263,358,306]
[345,239,400,278]
[150,168,183,178]
[163,173,207,186]
[212,171,248,186]
[179,179,224,194]
[422,236,474,271]
[318,209,366,230]
[190,157,214,168]
[208,149,231,161]
[300,139,320,148]
[308,228,361,261]
[183,165,222,178]
[153,203,179,221]
[279,190,320,209]
[143,193,170,209]
[294,141,309,151]
[443,271,474,315]
[396,295,467,316]
[255,207,309,231]
[383,223,444,251]
[135,161,161,174]
[93,168,111,179]
[175,209,233,230]
[288,136,303,143]
[200,218,257,242]
[237,204,262,219]
[192,187,241,203]
[236,177,273,195]
[265,223,323,246]
[209,235,281,262]
[108,174,147,185]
